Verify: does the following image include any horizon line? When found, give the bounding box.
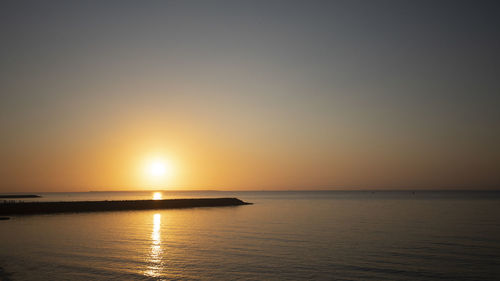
[2,188,500,194]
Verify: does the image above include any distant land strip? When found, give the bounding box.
[0,198,252,216]
[0,195,41,198]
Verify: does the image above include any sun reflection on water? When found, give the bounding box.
[153,192,162,200]
[145,213,163,278]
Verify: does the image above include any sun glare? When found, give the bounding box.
[149,161,167,177]
[153,192,162,200]
[143,157,173,186]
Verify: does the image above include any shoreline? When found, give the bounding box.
[0,198,252,216]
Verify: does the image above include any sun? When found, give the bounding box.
[144,157,173,182]
[149,161,167,177]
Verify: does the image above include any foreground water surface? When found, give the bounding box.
[1,190,499,280]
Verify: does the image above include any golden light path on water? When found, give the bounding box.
[145,213,163,278]
[153,192,162,200]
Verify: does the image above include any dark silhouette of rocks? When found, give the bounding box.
[0,198,252,215]
[0,195,41,198]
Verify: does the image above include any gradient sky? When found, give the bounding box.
[1,0,499,192]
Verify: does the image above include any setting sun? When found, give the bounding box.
[2,2,499,280]
[148,161,167,178]
[142,157,174,187]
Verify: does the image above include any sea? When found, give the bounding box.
[1,190,499,280]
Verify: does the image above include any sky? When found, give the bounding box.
[1,0,499,192]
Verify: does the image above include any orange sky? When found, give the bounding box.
[1,1,499,192]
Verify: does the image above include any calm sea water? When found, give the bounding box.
[1,191,500,280]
